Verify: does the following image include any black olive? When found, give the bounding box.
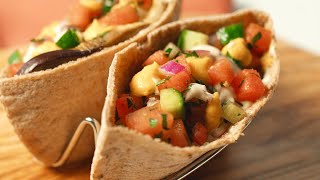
[17,47,102,75]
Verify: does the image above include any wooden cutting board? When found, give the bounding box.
[1,41,319,179]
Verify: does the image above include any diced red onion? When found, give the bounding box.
[159,61,185,75]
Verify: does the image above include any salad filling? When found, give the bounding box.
[116,22,272,147]
[5,0,158,77]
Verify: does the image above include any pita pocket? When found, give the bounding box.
[91,9,279,179]
[0,0,181,166]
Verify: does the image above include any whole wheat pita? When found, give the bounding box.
[0,0,181,166]
[91,9,279,179]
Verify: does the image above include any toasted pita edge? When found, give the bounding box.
[91,9,279,179]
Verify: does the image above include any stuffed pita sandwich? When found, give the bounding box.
[0,0,181,166]
[91,9,279,179]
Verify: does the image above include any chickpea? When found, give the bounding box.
[28,41,60,61]
[80,0,103,11]
[222,38,252,67]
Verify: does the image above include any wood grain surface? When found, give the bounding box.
[0,41,319,179]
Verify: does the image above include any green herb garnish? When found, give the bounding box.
[30,38,45,43]
[239,79,245,88]
[216,23,244,46]
[8,50,22,65]
[186,84,193,91]
[156,77,170,86]
[103,0,114,14]
[185,51,199,58]
[161,114,168,130]
[247,32,262,49]
[156,79,166,86]
[56,29,80,49]
[252,32,262,46]
[149,118,158,128]
[233,60,243,69]
[99,31,109,38]
[226,52,243,69]
[165,48,173,55]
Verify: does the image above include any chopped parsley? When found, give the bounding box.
[187,84,193,90]
[30,38,45,43]
[156,77,170,86]
[185,51,199,58]
[149,118,158,128]
[226,52,243,69]
[252,32,262,46]
[216,23,244,46]
[8,50,22,65]
[99,31,109,38]
[239,78,245,88]
[161,114,169,130]
[165,48,173,55]
[247,32,262,49]
[103,0,114,14]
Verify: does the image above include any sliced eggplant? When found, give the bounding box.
[17,48,101,75]
[17,22,148,75]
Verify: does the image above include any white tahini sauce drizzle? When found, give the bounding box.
[184,83,212,102]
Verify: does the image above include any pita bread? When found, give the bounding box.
[0,0,181,166]
[91,9,280,179]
